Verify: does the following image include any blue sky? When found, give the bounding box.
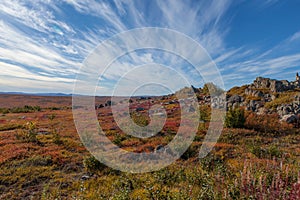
[1,0,300,95]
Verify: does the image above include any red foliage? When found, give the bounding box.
[245,113,294,135]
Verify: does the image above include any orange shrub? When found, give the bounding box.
[245,113,294,135]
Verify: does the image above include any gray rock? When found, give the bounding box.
[228,95,241,103]
[37,128,51,135]
[254,90,264,97]
[211,102,217,108]
[249,100,256,107]
[154,145,165,153]
[281,114,298,124]
[81,175,91,181]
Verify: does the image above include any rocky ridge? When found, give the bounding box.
[224,74,300,123]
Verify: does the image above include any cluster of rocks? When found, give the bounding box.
[226,95,244,109]
[223,94,300,123]
[225,95,264,113]
[244,88,264,97]
[277,97,300,123]
[251,76,300,93]
[221,74,300,123]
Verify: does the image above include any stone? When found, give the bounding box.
[81,175,91,181]
[37,128,51,135]
[154,145,164,153]
[228,95,241,103]
[254,90,264,97]
[257,107,267,115]
[281,114,298,124]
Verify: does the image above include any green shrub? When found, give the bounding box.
[48,114,63,145]
[0,123,22,131]
[225,108,245,128]
[250,144,282,159]
[83,155,106,172]
[199,105,211,123]
[0,108,9,114]
[52,131,62,145]
[16,121,38,143]
[0,105,41,113]
[131,112,149,127]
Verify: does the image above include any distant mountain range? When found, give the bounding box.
[0,92,72,96]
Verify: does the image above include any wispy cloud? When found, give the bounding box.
[0,0,74,35]
[63,0,127,32]
[155,0,231,54]
[0,21,80,75]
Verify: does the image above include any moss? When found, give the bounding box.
[227,85,248,96]
[265,91,297,110]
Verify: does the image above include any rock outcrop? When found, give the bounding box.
[248,76,300,94]
[223,74,300,124]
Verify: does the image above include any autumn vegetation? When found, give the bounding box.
[0,94,299,199]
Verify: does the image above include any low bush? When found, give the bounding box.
[245,113,294,135]
[249,144,283,159]
[48,114,63,145]
[0,123,22,131]
[0,105,41,113]
[225,108,245,128]
[15,121,38,143]
[199,105,211,123]
[83,155,107,172]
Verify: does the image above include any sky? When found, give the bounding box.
[1,0,300,95]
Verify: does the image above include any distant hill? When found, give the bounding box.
[0,92,72,96]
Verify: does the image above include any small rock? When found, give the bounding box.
[257,107,267,115]
[37,128,51,135]
[81,175,91,181]
[281,114,299,124]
